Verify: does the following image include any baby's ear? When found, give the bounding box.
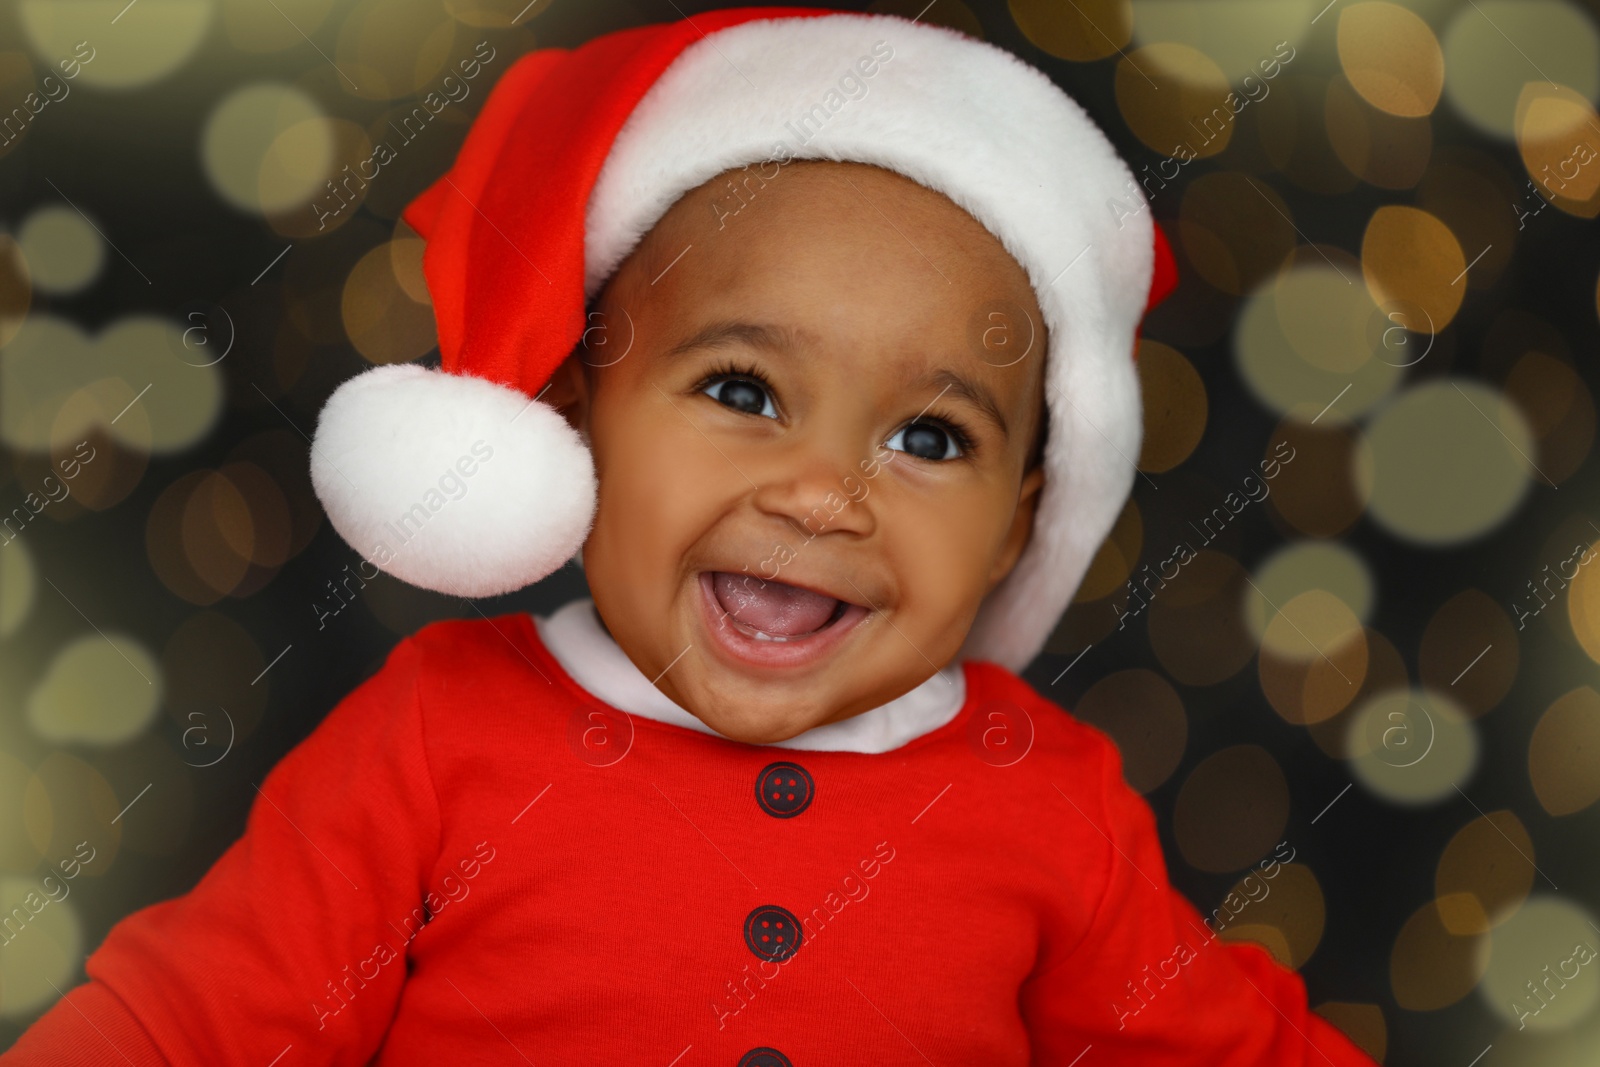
[541,353,591,436]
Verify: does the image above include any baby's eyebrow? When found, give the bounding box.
[665,320,811,359]
[905,367,1010,442]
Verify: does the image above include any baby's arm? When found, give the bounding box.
[1020,727,1379,1066]
[2,637,441,1066]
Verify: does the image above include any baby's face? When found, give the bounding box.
[548,161,1046,744]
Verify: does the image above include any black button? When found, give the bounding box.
[744,905,803,962]
[755,761,814,818]
[738,1050,792,1067]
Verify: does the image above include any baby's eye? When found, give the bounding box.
[701,376,778,419]
[887,421,962,461]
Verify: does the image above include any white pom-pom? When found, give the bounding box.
[309,364,596,598]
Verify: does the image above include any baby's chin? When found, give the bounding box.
[675,688,841,745]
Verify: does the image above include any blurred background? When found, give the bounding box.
[1,0,1598,1062]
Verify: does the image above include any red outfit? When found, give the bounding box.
[4,616,1376,1065]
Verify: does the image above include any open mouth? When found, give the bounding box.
[706,571,855,641]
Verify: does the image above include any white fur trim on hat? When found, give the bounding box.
[584,14,1152,673]
[309,364,597,598]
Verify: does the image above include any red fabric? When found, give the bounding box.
[4,617,1377,1066]
[401,6,830,395]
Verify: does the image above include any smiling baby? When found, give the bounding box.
[3,8,1379,1066]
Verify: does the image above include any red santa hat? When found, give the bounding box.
[309,5,1177,673]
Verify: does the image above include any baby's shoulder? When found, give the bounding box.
[960,659,1127,784]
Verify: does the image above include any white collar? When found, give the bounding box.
[532,598,966,753]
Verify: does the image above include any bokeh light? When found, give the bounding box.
[1173,744,1289,873]
[1529,687,1600,816]
[1134,340,1206,472]
[26,634,162,745]
[1336,2,1444,118]
[1436,809,1536,936]
[1441,0,1600,138]
[1477,895,1600,1032]
[1072,668,1187,793]
[18,0,210,90]
[1216,861,1324,969]
[1355,379,1536,546]
[202,84,334,215]
[1347,687,1479,804]
[15,206,102,297]
[0,874,81,1018]
[1418,589,1519,718]
[1391,898,1488,1010]
[1010,0,1130,62]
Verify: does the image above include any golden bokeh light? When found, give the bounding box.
[1347,688,1478,805]
[19,0,210,89]
[342,242,438,364]
[1072,668,1187,793]
[203,83,333,215]
[1265,420,1370,539]
[1313,1003,1387,1064]
[1129,0,1310,85]
[1135,341,1207,472]
[1116,44,1234,159]
[0,232,30,349]
[1390,898,1487,1010]
[1572,538,1600,664]
[23,752,121,877]
[1361,205,1466,330]
[389,234,431,305]
[1234,256,1402,422]
[1417,149,1518,290]
[220,0,336,53]
[1246,542,1373,645]
[1476,895,1600,1032]
[0,752,41,872]
[1441,0,1600,138]
[1336,2,1444,118]
[1502,351,1597,486]
[1418,589,1518,718]
[0,536,35,639]
[1148,550,1258,686]
[1010,0,1131,61]
[181,470,256,597]
[1216,862,1324,969]
[1,315,222,455]
[0,874,82,1018]
[1529,687,1600,816]
[1355,379,1535,546]
[16,206,102,296]
[445,0,553,29]
[1436,809,1536,936]
[1307,627,1408,760]
[1178,172,1297,296]
[1173,744,1289,873]
[1258,76,1363,197]
[334,0,458,101]
[1257,588,1365,666]
[1077,498,1143,602]
[1325,75,1433,190]
[26,634,162,745]
[1515,84,1600,219]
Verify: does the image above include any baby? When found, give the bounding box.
[4,7,1379,1066]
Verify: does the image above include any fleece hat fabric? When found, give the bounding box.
[307,6,1178,674]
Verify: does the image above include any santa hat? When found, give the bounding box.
[309,6,1177,674]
